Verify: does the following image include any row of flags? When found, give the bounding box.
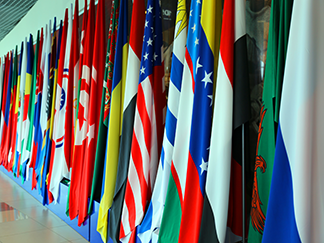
[0,0,323,242]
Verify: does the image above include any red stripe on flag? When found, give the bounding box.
[131,131,149,213]
[220,0,234,86]
[171,161,184,207]
[124,179,136,236]
[137,84,152,154]
[184,50,195,93]
[178,152,204,243]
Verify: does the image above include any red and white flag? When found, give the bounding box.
[69,0,95,222]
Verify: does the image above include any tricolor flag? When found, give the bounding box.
[263,1,324,242]
[20,34,34,180]
[0,53,9,147]
[248,0,293,241]
[7,46,19,172]
[69,0,95,221]
[0,56,4,133]
[1,50,13,168]
[12,41,25,175]
[24,30,41,182]
[89,0,120,216]
[48,7,72,202]
[177,0,222,241]
[198,0,249,242]
[119,0,166,241]
[97,0,127,240]
[77,0,106,226]
[14,39,27,177]
[158,0,200,241]
[137,0,187,242]
[107,0,145,242]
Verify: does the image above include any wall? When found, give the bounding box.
[0,0,91,57]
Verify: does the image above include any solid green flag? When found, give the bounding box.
[248,0,293,242]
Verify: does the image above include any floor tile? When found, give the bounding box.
[71,238,91,243]
[0,171,89,242]
[0,229,69,243]
[51,225,85,241]
[0,218,46,237]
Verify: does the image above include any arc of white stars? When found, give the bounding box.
[190,10,193,16]
[197,0,201,4]
[196,57,202,74]
[147,37,153,46]
[151,27,154,33]
[202,71,213,88]
[200,158,208,175]
[145,20,149,28]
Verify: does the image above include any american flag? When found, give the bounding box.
[119,0,166,241]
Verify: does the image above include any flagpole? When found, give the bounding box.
[242,123,245,243]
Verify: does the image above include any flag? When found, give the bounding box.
[107,0,145,241]
[136,0,187,242]
[198,0,249,242]
[11,42,25,175]
[69,0,95,221]
[48,7,72,202]
[0,56,4,136]
[1,50,13,169]
[0,53,9,148]
[97,0,127,240]
[177,0,222,241]
[74,0,88,128]
[35,22,51,185]
[30,28,44,189]
[89,0,120,216]
[119,0,166,241]
[263,1,324,241]
[20,34,34,180]
[65,0,79,173]
[13,39,28,177]
[24,30,42,183]
[42,19,64,205]
[37,18,58,204]
[158,0,201,241]
[248,0,293,242]
[7,46,19,172]
[77,0,106,226]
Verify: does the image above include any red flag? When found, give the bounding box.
[77,0,106,226]
[69,0,95,221]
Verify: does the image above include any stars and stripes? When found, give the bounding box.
[119,0,166,241]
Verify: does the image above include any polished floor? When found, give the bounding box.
[0,170,89,243]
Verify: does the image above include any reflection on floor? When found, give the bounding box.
[0,170,89,243]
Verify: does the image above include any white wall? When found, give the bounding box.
[0,0,91,58]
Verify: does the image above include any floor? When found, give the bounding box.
[0,170,90,243]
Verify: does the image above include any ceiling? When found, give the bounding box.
[0,0,38,42]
